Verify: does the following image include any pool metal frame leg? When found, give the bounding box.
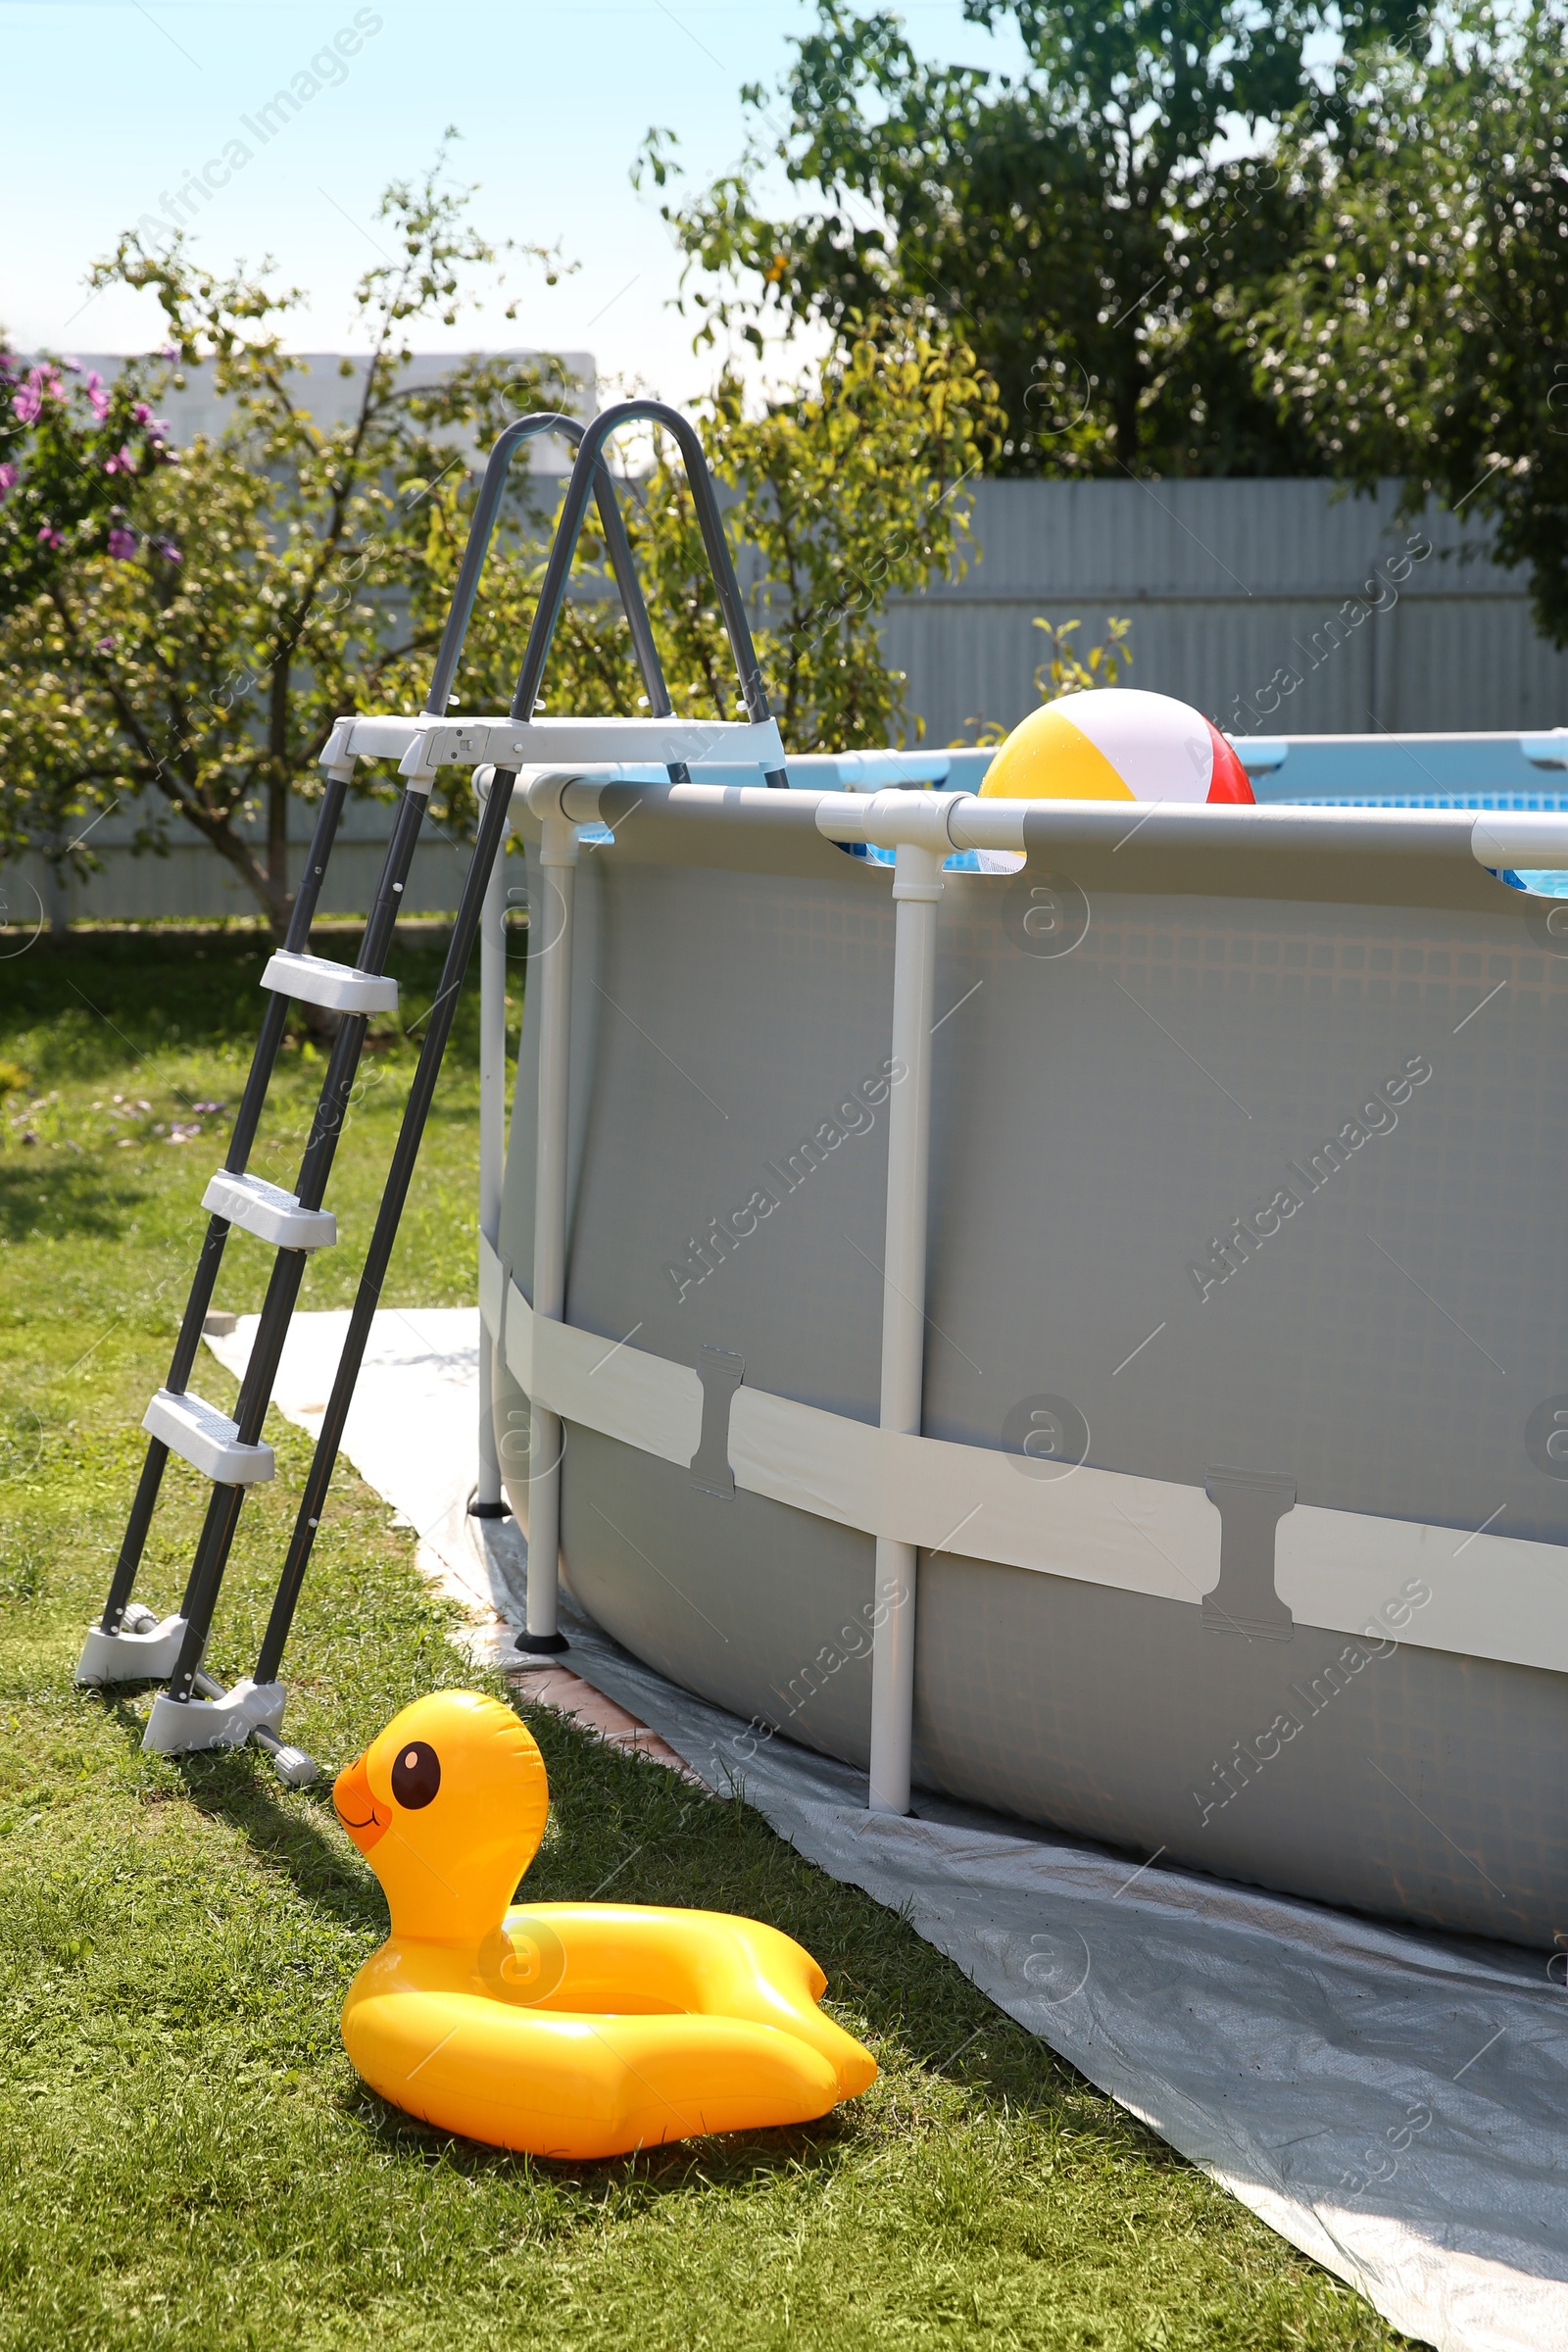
[514,790,577,1653]
[868,837,946,1815]
[470,834,510,1522]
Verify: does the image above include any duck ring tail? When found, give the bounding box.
[333,1690,876,2160]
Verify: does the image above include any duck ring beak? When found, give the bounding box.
[332,1754,390,1851]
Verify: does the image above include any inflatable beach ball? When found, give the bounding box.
[980,687,1253,805]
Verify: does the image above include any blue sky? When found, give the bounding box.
[4,1,1027,404]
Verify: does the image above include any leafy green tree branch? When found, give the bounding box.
[0,148,569,933]
[1258,1,1568,643]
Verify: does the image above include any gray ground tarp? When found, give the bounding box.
[210,1310,1568,2352]
[552,1602,1568,2352]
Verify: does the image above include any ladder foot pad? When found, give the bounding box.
[142,1390,274,1485]
[202,1169,337,1251]
[143,1679,286,1756]
[75,1612,188,1686]
[261,951,399,1015]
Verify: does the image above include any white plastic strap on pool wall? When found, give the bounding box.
[483,1271,1568,1682]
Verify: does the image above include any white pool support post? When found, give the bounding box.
[473,805,507,1514]
[523,795,579,1648]
[867,834,947,1815]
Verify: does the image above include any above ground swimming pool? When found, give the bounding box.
[482,751,1568,1956]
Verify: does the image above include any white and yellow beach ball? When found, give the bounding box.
[980,687,1254,805]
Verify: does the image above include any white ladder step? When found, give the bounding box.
[202,1169,336,1251]
[261,950,399,1015]
[142,1389,274,1485]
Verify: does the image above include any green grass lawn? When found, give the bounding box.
[0,924,1416,2351]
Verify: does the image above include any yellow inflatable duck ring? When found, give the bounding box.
[333,1690,876,2159]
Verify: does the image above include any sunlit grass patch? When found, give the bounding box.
[0,929,1414,2350]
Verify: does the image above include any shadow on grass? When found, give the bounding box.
[509,1703,1203,2185]
[0,929,464,1084]
[337,2073,873,2207]
[93,1687,380,1932]
[0,1158,148,1244]
[181,1757,381,1929]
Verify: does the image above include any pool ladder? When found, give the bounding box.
[74,403,788,1784]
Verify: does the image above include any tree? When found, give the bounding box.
[0,149,568,933]
[1257,2,1568,644]
[641,0,1419,476]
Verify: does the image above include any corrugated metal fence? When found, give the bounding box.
[5,477,1567,925]
[883,477,1568,748]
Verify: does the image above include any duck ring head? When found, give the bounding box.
[333,1690,550,1943]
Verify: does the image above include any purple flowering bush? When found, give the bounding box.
[0,353,179,615]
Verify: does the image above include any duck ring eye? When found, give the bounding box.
[391,1740,441,1808]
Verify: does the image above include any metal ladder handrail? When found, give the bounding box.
[423,411,680,760]
[510,400,789,787]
